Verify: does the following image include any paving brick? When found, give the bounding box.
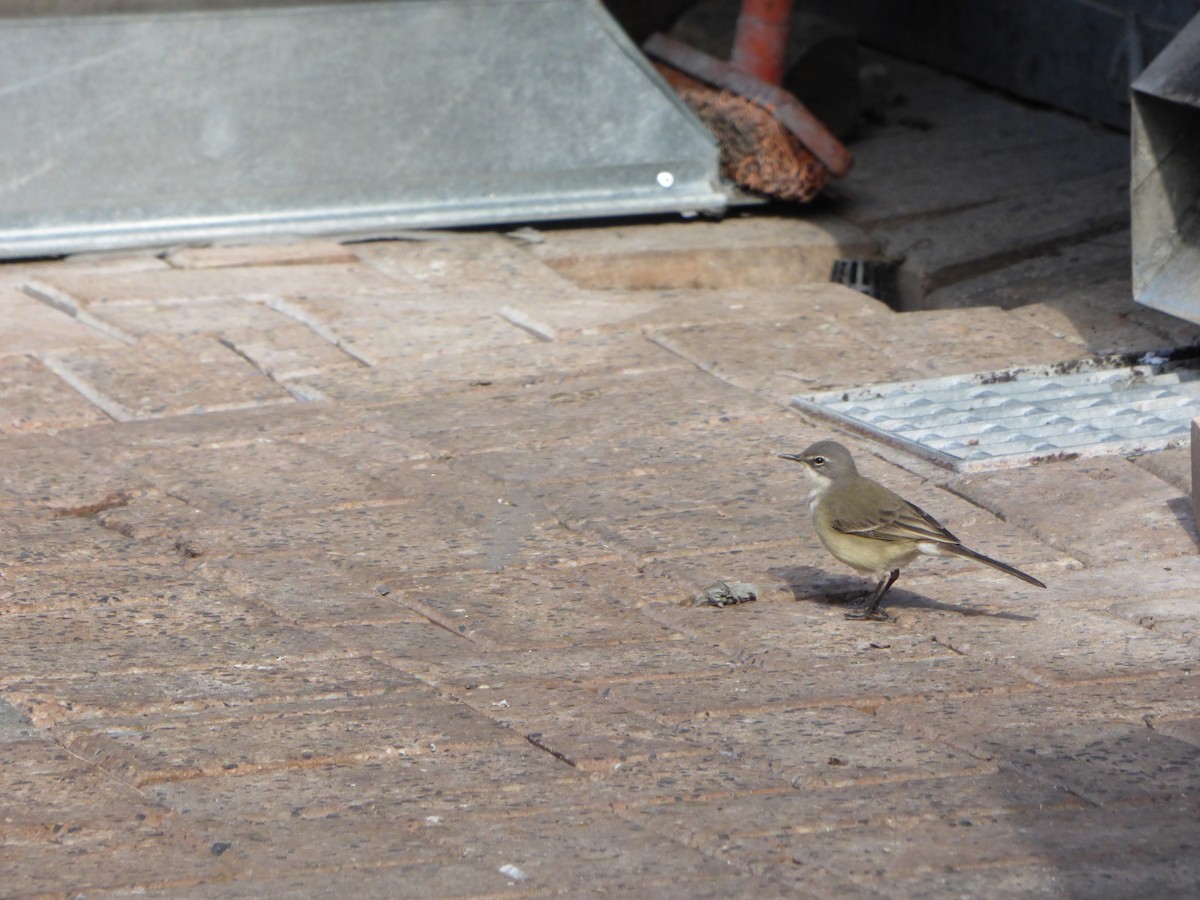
[2,817,244,896]
[141,827,467,897]
[873,855,1200,900]
[608,655,1035,722]
[81,297,362,378]
[360,362,768,458]
[147,743,585,826]
[177,493,613,581]
[925,230,1132,306]
[403,641,737,692]
[1154,717,1200,749]
[876,673,1200,738]
[0,696,38,742]
[0,505,158,568]
[641,599,958,661]
[887,590,1198,683]
[60,688,524,787]
[950,555,1200,649]
[0,556,205,617]
[892,710,1200,816]
[864,305,1091,378]
[927,238,1200,353]
[291,331,686,402]
[271,290,537,367]
[459,395,806,491]
[195,551,429,627]
[0,738,239,893]
[649,311,920,403]
[0,431,156,507]
[525,214,874,291]
[355,232,580,295]
[668,706,993,787]
[586,751,795,805]
[1133,444,1194,494]
[0,736,170,839]
[417,806,761,896]
[1006,553,1200,611]
[27,249,171,276]
[274,417,437,471]
[623,770,1083,854]
[311,619,489,664]
[951,456,1198,566]
[920,222,1187,333]
[28,261,402,307]
[1013,297,1172,357]
[396,564,680,649]
[969,721,1200,807]
[53,396,372,456]
[125,859,556,899]
[143,439,408,519]
[883,169,1130,307]
[1101,592,1200,648]
[93,488,210,540]
[0,594,347,688]
[0,352,111,433]
[627,284,892,330]
[750,804,1200,896]
[506,282,889,339]
[455,680,704,773]
[222,320,366,380]
[4,656,415,725]
[875,682,1200,807]
[527,422,825,522]
[164,239,359,269]
[84,295,301,338]
[128,852,796,899]
[498,289,684,339]
[0,285,120,356]
[42,334,295,420]
[538,466,795,536]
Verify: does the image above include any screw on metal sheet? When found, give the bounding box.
[657,171,675,188]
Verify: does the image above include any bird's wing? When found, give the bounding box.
[828,481,961,545]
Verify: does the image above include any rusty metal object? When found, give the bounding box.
[672,1,861,138]
[646,31,852,179]
[658,64,827,202]
[730,0,792,84]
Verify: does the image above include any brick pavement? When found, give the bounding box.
[1,221,1197,898]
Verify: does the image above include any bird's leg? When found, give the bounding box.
[845,569,900,620]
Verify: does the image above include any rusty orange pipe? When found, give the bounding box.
[730,0,793,85]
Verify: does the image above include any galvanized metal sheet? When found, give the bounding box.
[0,0,726,258]
[1132,12,1200,326]
[792,351,1200,472]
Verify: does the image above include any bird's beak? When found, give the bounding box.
[777,453,804,462]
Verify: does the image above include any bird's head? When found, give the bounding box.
[778,440,858,487]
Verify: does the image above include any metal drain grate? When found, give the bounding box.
[791,350,1200,471]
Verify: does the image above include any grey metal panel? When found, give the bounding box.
[1132,12,1200,325]
[0,0,726,258]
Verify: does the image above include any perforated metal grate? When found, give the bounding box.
[791,350,1200,471]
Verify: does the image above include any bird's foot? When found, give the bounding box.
[844,602,890,621]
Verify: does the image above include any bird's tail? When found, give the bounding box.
[944,544,1046,588]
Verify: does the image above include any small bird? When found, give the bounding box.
[779,440,1045,619]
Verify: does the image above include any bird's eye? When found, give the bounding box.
[812,456,825,466]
